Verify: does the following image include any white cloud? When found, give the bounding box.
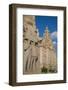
[51,31,57,40]
[53,41,57,45]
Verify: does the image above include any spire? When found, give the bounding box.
[42,26,54,50]
[44,26,50,39]
[45,26,49,32]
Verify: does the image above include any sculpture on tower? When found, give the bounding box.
[23,15,40,74]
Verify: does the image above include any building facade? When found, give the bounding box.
[40,27,57,73]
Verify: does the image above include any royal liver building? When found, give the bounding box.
[23,15,57,74]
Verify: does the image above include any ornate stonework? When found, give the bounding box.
[23,15,57,74]
[40,27,57,72]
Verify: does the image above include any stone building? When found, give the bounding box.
[23,15,57,74]
[40,27,57,73]
[23,15,40,74]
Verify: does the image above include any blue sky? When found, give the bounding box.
[35,16,57,51]
[35,16,57,37]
